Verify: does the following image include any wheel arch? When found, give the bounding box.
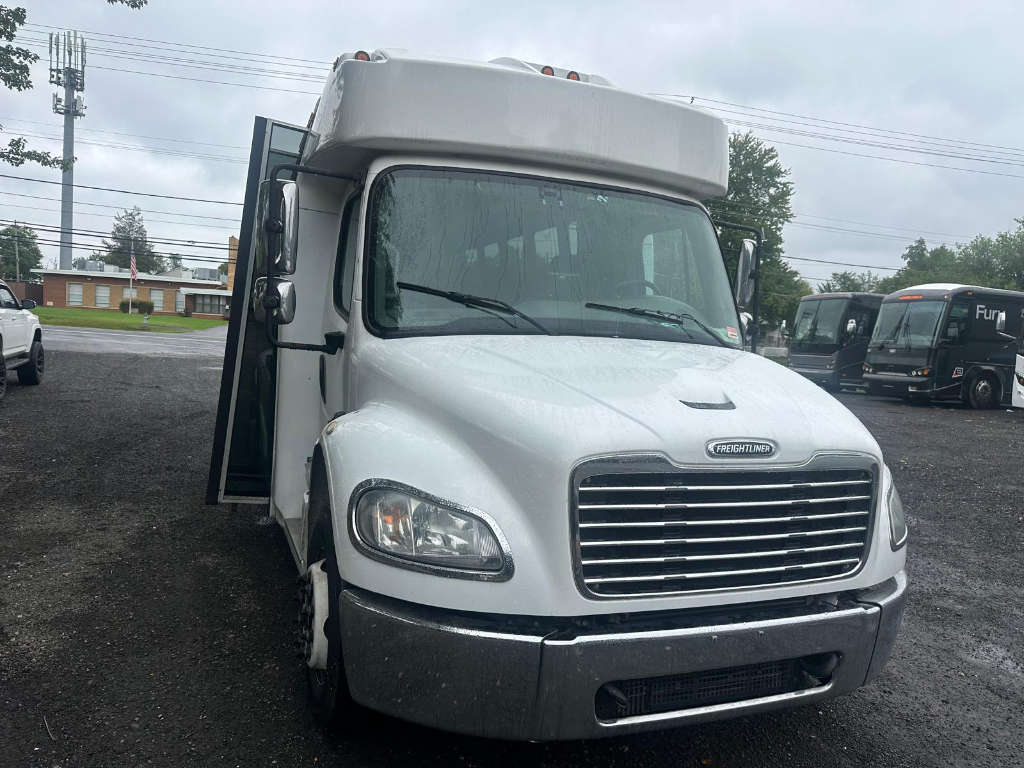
[964,364,1003,404]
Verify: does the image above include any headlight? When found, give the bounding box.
[888,481,907,550]
[353,484,507,575]
[863,363,873,374]
[910,367,931,377]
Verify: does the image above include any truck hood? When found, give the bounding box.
[357,335,881,468]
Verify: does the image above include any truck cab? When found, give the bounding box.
[788,292,882,390]
[207,51,906,740]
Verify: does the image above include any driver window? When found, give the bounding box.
[0,285,18,308]
[333,196,360,316]
[945,302,969,342]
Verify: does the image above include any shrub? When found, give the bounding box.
[119,299,154,315]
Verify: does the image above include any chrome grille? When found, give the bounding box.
[574,466,875,597]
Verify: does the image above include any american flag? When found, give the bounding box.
[130,252,137,279]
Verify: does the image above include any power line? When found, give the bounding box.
[0,116,247,150]
[0,218,230,249]
[87,63,321,95]
[1,128,247,164]
[660,94,1024,156]
[0,190,240,222]
[0,201,237,232]
[23,22,334,67]
[28,236,235,265]
[0,173,243,205]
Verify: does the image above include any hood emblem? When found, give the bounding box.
[706,439,776,458]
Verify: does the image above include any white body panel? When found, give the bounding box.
[308,51,728,199]
[1014,353,1024,408]
[0,282,38,356]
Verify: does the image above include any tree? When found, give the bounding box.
[96,206,164,274]
[1,2,146,168]
[817,270,881,293]
[0,223,42,279]
[705,132,809,328]
[217,262,228,275]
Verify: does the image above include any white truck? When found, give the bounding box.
[0,279,44,400]
[206,51,907,740]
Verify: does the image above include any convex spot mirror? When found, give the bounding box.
[846,318,858,336]
[735,239,756,307]
[259,179,299,275]
[253,276,296,325]
[996,310,1007,333]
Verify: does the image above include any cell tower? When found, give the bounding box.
[49,32,86,270]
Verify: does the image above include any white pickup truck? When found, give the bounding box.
[206,51,907,740]
[0,279,44,400]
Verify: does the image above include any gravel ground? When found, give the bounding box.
[1,349,1023,767]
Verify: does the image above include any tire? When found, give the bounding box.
[303,476,356,727]
[17,339,43,385]
[967,374,998,409]
[0,345,6,402]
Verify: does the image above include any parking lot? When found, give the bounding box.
[1,345,1022,767]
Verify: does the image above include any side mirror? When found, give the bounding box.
[734,239,756,307]
[739,311,752,338]
[260,179,299,275]
[252,276,296,325]
[845,318,858,336]
[21,298,36,310]
[996,310,1006,333]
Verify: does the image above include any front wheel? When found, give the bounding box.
[17,340,43,385]
[967,374,998,409]
[302,487,358,727]
[0,349,6,401]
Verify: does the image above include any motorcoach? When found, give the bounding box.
[863,283,1024,408]
[788,292,883,390]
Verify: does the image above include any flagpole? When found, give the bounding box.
[128,237,134,316]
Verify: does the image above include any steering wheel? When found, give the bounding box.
[614,279,661,297]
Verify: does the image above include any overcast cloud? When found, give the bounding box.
[3,0,1023,287]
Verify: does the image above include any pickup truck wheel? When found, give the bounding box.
[303,511,356,727]
[0,349,6,401]
[17,340,44,385]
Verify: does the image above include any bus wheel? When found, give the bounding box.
[967,374,998,409]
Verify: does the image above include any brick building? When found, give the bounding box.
[33,268,230,316]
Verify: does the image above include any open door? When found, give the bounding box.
[206,117,310,504]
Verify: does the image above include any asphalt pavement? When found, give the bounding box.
[42,324,226,358]
[1,343,1022,767]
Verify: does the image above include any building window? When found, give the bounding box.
[67,282,83,306]
[95,285,110,308]
[123,286,138,299]
[175,291,185,313]
[193,294,227,314]
[150,289,164,312]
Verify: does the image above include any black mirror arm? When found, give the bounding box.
[262,163,362,355]
[713,219,764,353]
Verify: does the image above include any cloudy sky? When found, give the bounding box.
[3,0,1023,287]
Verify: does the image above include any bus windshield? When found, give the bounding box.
[364,168,741,347]
[791,298,848,351]
[871,300,946,348]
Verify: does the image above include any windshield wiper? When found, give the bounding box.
[396,282,554,335]
[585,302,727,347]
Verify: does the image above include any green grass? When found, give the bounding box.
[33,307,227,333]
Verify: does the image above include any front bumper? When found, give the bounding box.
[340,571,907,740]
[790,365,837,386]
[864,373,960,398]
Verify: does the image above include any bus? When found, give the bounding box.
[863,283,1024,408]
[788,292,883,390]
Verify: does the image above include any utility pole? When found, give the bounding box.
[13,220,19,282]
[49,31,87,271]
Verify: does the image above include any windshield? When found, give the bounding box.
[364,168,741,347]
[791,298,848,349]
[871,300,946,347]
